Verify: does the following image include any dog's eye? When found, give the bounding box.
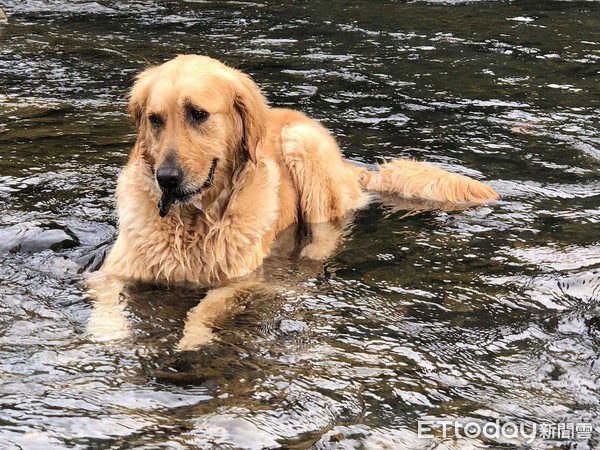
[148,114,163,128]
[190,108,208,123]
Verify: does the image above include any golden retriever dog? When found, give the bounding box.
[89,55,498,347]
[101,54,498,285]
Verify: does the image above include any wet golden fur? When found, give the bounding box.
[102,55,498,285]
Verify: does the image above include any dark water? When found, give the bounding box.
[1,1,599,449]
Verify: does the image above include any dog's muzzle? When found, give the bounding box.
[156,159,218,218]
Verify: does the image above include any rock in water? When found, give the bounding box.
[0,222,80,254]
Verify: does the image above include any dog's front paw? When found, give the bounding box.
[300,242,334,260]
[176,324,216,351]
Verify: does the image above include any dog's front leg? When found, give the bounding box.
[176,280,259,351]
[86,272,131,343]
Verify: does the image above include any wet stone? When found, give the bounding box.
[0,222,80,254]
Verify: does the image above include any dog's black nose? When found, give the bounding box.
[156,165,183,189]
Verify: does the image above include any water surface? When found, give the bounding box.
[1,1,599,449]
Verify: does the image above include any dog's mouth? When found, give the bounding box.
[158,159,218,218]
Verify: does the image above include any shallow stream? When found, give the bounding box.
[1,1,599,449]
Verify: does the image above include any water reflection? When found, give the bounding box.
[1,0,599,448]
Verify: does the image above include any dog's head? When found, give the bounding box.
[128,55,269,217]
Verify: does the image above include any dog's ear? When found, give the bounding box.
[128,66,157,129]
[233,73,269,164]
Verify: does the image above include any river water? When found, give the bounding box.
[1,1,599,449]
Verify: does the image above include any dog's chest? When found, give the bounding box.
[111,158,279,284]
[131,208,265,283]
